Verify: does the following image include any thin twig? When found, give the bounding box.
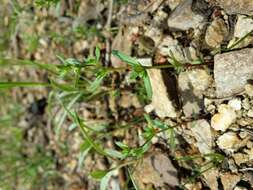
[105,0,113,67]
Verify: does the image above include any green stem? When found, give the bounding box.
[0,82,50,89]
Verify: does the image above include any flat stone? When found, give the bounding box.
[216,0,253,15]
[178,68,211,117]
[167,0,205,30]
[214,48,253,98]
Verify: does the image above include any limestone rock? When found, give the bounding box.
[211,104,237,131]
[167,0,205,30]
[214,48,253,98]
[178,69,211,117]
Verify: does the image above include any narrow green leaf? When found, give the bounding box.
[68,123,77,131]
[143,73,152,99]
[153,119,167,129]
[72,113,111,158]
[129,70,139,80]
[78,146,91,169]
[88,69,109,92]
[112,50,139,66]
[144,114,153,125]
[128,168,140,190]
[0,82,50,89]
[115,141,129,149]
[95,46,101,62]
[65,58,81,65]
[90,170,109,180]
[50,80,77,92]
[104,148,125,159]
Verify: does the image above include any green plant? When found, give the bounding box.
[0,47,215,189]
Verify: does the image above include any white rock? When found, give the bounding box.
[167,0,205,30]
[211,104,237,131]
[228,98,241,111]
[217,132,241,152]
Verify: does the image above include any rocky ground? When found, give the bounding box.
[1,0,253,190]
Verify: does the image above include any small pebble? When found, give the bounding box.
[211,104,237,131]
[245,84,253,97]
[242,98,250,110]
[234,186,248,190]
[217,132,241,153]
[247,109,253,118]
[228,98,241,111]
[239,131,248,139]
